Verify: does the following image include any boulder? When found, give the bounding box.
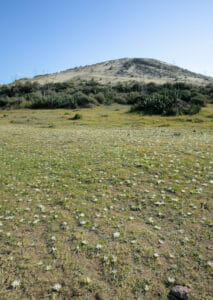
[168,285,189,300]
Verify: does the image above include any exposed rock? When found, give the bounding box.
[168,285,189,300]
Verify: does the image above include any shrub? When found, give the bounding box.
[29,93,77,109]
[146,82,159,93]
[126,92,143,104]
[130,85,205,116]
[183,104,201,115]
[102,89,116,105]
[131,93,177,115]
[95,92,105,104]
[74,92,97,107]
[71,113,82,120]
[7,96,22,108]
[0,97,8,107]
[180,90,191,101]
[113,94,127,104]
[52,82,74,92]
[190,93,207,106]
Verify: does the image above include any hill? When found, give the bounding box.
[16,58,213,86]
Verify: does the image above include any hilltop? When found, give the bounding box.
[15,58,213,86]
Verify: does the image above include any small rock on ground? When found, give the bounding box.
[168,285,189,300]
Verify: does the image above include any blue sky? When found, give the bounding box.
[0,0,212,84]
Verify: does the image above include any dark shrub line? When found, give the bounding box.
[0,79,212,115]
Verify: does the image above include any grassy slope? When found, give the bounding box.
[0,105,212,299]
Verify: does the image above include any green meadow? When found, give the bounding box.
[0,105,212,299]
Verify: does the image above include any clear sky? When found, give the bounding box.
[0,0,212,84]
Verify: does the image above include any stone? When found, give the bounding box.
[168,285,189,300]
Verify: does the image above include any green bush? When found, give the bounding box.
[74,92,97,107]
[130,86,206,116]
[113,94,127,104]
[183,104,201,115]
[95,92,105,104]
[146,82,159,93]
[29,93,77,109]
[71,113,82,120]
[0,97,8,107]
[0,82,40,98]
[180,89,191,101]
[127,92,143,104]
[131,92,177,115]
[190,93,207,106]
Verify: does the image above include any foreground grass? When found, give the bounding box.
[0,105,212,299]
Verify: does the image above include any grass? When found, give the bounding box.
[0,105,212,299]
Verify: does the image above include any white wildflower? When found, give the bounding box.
[33,219,39,224]
[38,204,46,212]
[52,283,62,291]
[167,277,175,283]
[113,232,120,238]
[147,217,153,224]
[111,255,117,262]
[81,240,88,245]
[80,220,87,225]
[154,225,161,230]
[86,277,91,283]
[11,280,21,288]
[145,284,149,291]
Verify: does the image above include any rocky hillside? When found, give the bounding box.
[16,58,212,85]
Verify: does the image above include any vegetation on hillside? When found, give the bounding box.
[0,79,212,115]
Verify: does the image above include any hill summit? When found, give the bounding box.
[17,58,212,86]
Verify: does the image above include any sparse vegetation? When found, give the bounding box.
[0,105,212,299]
